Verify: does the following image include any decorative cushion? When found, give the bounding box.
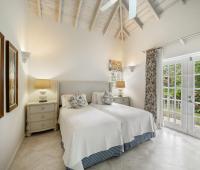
[102,91,113,105]
[69,95,80,109]
[69,94,88,109]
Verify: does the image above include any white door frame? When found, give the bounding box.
[163,52,200,138]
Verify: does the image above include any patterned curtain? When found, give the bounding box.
[144,48,158,120]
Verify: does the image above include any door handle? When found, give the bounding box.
[188,99,193,103]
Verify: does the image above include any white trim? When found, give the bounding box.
[163,52,200,62]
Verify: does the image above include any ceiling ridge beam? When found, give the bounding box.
[90,0,103,31]
[146,0,160,21]
[74,0,83,29]
[119,0,124,41]
[58,0,63,23]
[103,4,120,35]
[121,2,143,30]
[37,0,42,17]
[115,27,130,39]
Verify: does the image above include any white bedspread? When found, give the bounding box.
[91,103,156,143]
[59,105,123,170]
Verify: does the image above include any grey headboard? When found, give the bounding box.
[59,81,109,103]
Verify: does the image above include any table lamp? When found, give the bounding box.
[116,81,125,97]
[34,79,51,102]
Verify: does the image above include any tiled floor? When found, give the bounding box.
[10,128,200,170]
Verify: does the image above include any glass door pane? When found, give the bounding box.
[162,62,183,129]
[193,60,200,130]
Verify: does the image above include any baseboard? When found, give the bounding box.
[6,134,25,170]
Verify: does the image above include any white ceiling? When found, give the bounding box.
[26,0,186,40]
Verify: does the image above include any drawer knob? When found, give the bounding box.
[41,107,45,110]
[41,115,45,119]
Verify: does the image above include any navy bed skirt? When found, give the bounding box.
[65,132,155,170]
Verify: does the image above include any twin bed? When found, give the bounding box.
[58,81,156,170]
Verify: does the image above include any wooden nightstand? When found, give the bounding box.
[26,101,58,137]
[113,96,130,106]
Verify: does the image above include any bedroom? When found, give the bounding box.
[0,0,200,170]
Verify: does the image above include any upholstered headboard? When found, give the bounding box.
[59,81,109,103]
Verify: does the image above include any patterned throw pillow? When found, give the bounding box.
[102,90,113,105]
[69,96,80,109]
[69,94,88,109]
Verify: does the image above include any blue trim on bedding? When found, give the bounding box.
[65,132,155,170]
[124,132,155,151]
[66,145,123,170]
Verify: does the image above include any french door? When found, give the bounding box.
[163,53,200,138]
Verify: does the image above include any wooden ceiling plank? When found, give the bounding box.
[121,2,143,30]
[90,0,103,31]
[146,0,160,21]
[37,0,42,17]
[74,0,83,29]
[103,4,120,35]
[58,0,63,23]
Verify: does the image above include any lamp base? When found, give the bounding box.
[118,89,123,97]
[39,90,48,103]
[39,99,47,103]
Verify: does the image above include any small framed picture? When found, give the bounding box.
[6,41,18,112]
[0,33,4,117]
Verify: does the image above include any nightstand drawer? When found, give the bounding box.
[113,97,130,106]
[29,104,55,113]
[30,120,55,131]
[28,112,56,122]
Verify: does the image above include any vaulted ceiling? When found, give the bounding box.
[26,0,186,40]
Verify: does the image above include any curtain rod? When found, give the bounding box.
[142,31,200,53]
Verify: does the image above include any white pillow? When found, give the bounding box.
[61,94,73,108]
[92,92,104,104]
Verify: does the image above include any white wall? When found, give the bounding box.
[26,15,123,82]
[0,0,28,170]
[123,0,200,108]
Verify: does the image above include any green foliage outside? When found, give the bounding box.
[163,63,200,126]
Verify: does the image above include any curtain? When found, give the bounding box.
[144,48,160,122]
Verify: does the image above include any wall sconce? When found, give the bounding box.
[128,65,136,72]
[21,51,31,63]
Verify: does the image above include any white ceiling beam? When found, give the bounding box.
[115,27,130,39]
[74,0,83,29]
[121,2,143,30]
[90,0,103,31]
[119,0,124,41]
[146,0,159,21]
[103,4,120,35]
[58,0,63,23]
[37,0,42,17]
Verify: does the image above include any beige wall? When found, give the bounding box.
[26,15,124,82]
[123,0,200,108]
[0,0,28,169]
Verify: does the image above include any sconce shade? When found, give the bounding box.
[116,81,125,88]
[34,79,51,89]
[128,65,135,72]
